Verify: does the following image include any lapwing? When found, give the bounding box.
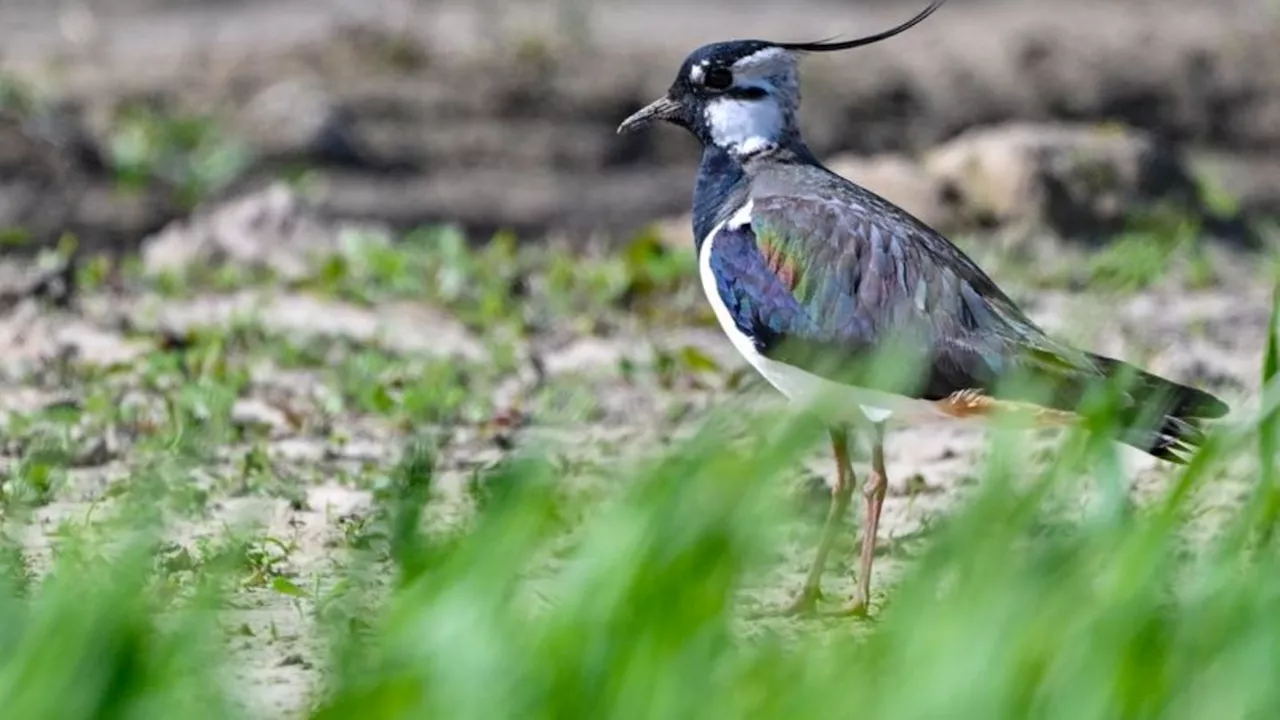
[617,0,1230,617]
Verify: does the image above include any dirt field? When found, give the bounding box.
[1,0,1277,716]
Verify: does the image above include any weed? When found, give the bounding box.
[107,104,252,209]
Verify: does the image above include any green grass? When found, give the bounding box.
[107,103,253,209]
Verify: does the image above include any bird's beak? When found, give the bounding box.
[617,96,682,134]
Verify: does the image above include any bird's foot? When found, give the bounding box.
[823,596,872,619]
[749,585,823,618]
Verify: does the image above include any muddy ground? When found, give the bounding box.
[0,0,1277,716]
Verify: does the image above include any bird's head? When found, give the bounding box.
[617,0,945,159]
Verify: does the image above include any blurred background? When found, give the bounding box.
[2,0,1278,252]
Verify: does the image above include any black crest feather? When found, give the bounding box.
[774,0,946,53]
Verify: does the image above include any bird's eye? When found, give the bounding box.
[703,68,734,90]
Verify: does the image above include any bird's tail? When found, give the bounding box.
[1089,355,1229,463]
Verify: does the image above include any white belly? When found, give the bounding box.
[698,203,951,427]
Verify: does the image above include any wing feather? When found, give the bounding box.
[710,193,1107,407]
[708,172,1227,461]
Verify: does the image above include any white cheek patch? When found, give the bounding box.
[704,93,783,155]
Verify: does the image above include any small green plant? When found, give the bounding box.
[1086,207,1204,291]
[318,346,482,427]
[0,73,33,113]
[1253,284,1280,542]
[107,104,252,208]
[1087,232,1176,291]
[0,228,32,248]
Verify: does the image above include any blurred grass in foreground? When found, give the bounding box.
[0,351,1276,720]
[0,270,1274,717]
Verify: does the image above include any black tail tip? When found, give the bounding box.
[1126,415,1211,465]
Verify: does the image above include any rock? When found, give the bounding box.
[923,123,1199,241]
[540,336,634,375]
[825,153,953,230]
[0,388,76,424]
[71,435,115,468]
[269,438,326,465]
[327,439,388,463]
[0,109,86,247]
[140,184,390,281]
[232,398,293,436]
[130,291,488,362]
[259,295,488,361]
[0,255,77,310]
[0,303,150,375]
[1188,150,1280,217]
[0,105,179,254]
[352,300,490,361]
[304,485,371,517]
[235,80,341,159]
[56,321,150,368]
[234,80,380,169]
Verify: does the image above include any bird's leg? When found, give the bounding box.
[833,422,887,617]
[778,425,855,616]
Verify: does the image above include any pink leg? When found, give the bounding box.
[833,422,887,617]
[776,425,855,616]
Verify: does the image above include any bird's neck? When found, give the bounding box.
[691,138,818,248]
[692,144,745,248]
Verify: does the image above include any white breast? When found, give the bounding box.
[697,202,949,427]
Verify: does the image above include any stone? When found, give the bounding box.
[232,398,293,436]
[923,123,1199,241]
[140,183,390,281]
[130,290,488,362]
[235,80,340,159]
[0,303,150,375]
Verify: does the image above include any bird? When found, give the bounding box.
[616,0,1230,617]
